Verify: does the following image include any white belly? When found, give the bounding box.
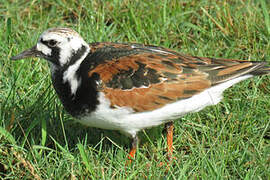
[77,75,252,137]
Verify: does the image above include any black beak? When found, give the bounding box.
[11,45,40,60]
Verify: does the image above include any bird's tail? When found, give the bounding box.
[250,62,270,76]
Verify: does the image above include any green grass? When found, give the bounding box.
[1,0,270,179]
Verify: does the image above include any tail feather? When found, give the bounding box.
[208,61,269,85]
[250,62,270,76]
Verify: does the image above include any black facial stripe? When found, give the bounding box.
[40,38,87,68]
[39,38,60,66]
[63,45,87,69]
[40,38,49,46]
[50,47,61,66]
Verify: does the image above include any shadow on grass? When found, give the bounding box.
[7,95,166,155]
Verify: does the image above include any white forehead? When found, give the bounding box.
[40,28,80,40]
[39,28,86,50]
[39,28,83,43]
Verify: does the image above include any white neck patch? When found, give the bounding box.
[62,46,90,95]
[58,36,86,66]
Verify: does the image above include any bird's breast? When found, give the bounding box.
[51,69,99,117]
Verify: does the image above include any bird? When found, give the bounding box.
[11,27,270,162]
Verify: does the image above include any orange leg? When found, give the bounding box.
[127,135,138,164]
[165,121,174,161]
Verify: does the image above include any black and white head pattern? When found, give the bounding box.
[37,28,90,95]
[36,28,90,68]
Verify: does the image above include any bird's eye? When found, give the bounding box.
[47,40,58,47]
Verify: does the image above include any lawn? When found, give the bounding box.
[0,0,270,179]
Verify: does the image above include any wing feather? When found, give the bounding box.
[86,43,267,112]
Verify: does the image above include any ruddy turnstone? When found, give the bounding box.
[11,28,270,161]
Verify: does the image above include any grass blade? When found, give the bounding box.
[77,143,95,178]
[260,0,270,35]
[0,126,16,145]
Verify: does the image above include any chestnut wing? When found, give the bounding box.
[87,43,263,112]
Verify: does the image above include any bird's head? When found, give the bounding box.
[11,28,90,69]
